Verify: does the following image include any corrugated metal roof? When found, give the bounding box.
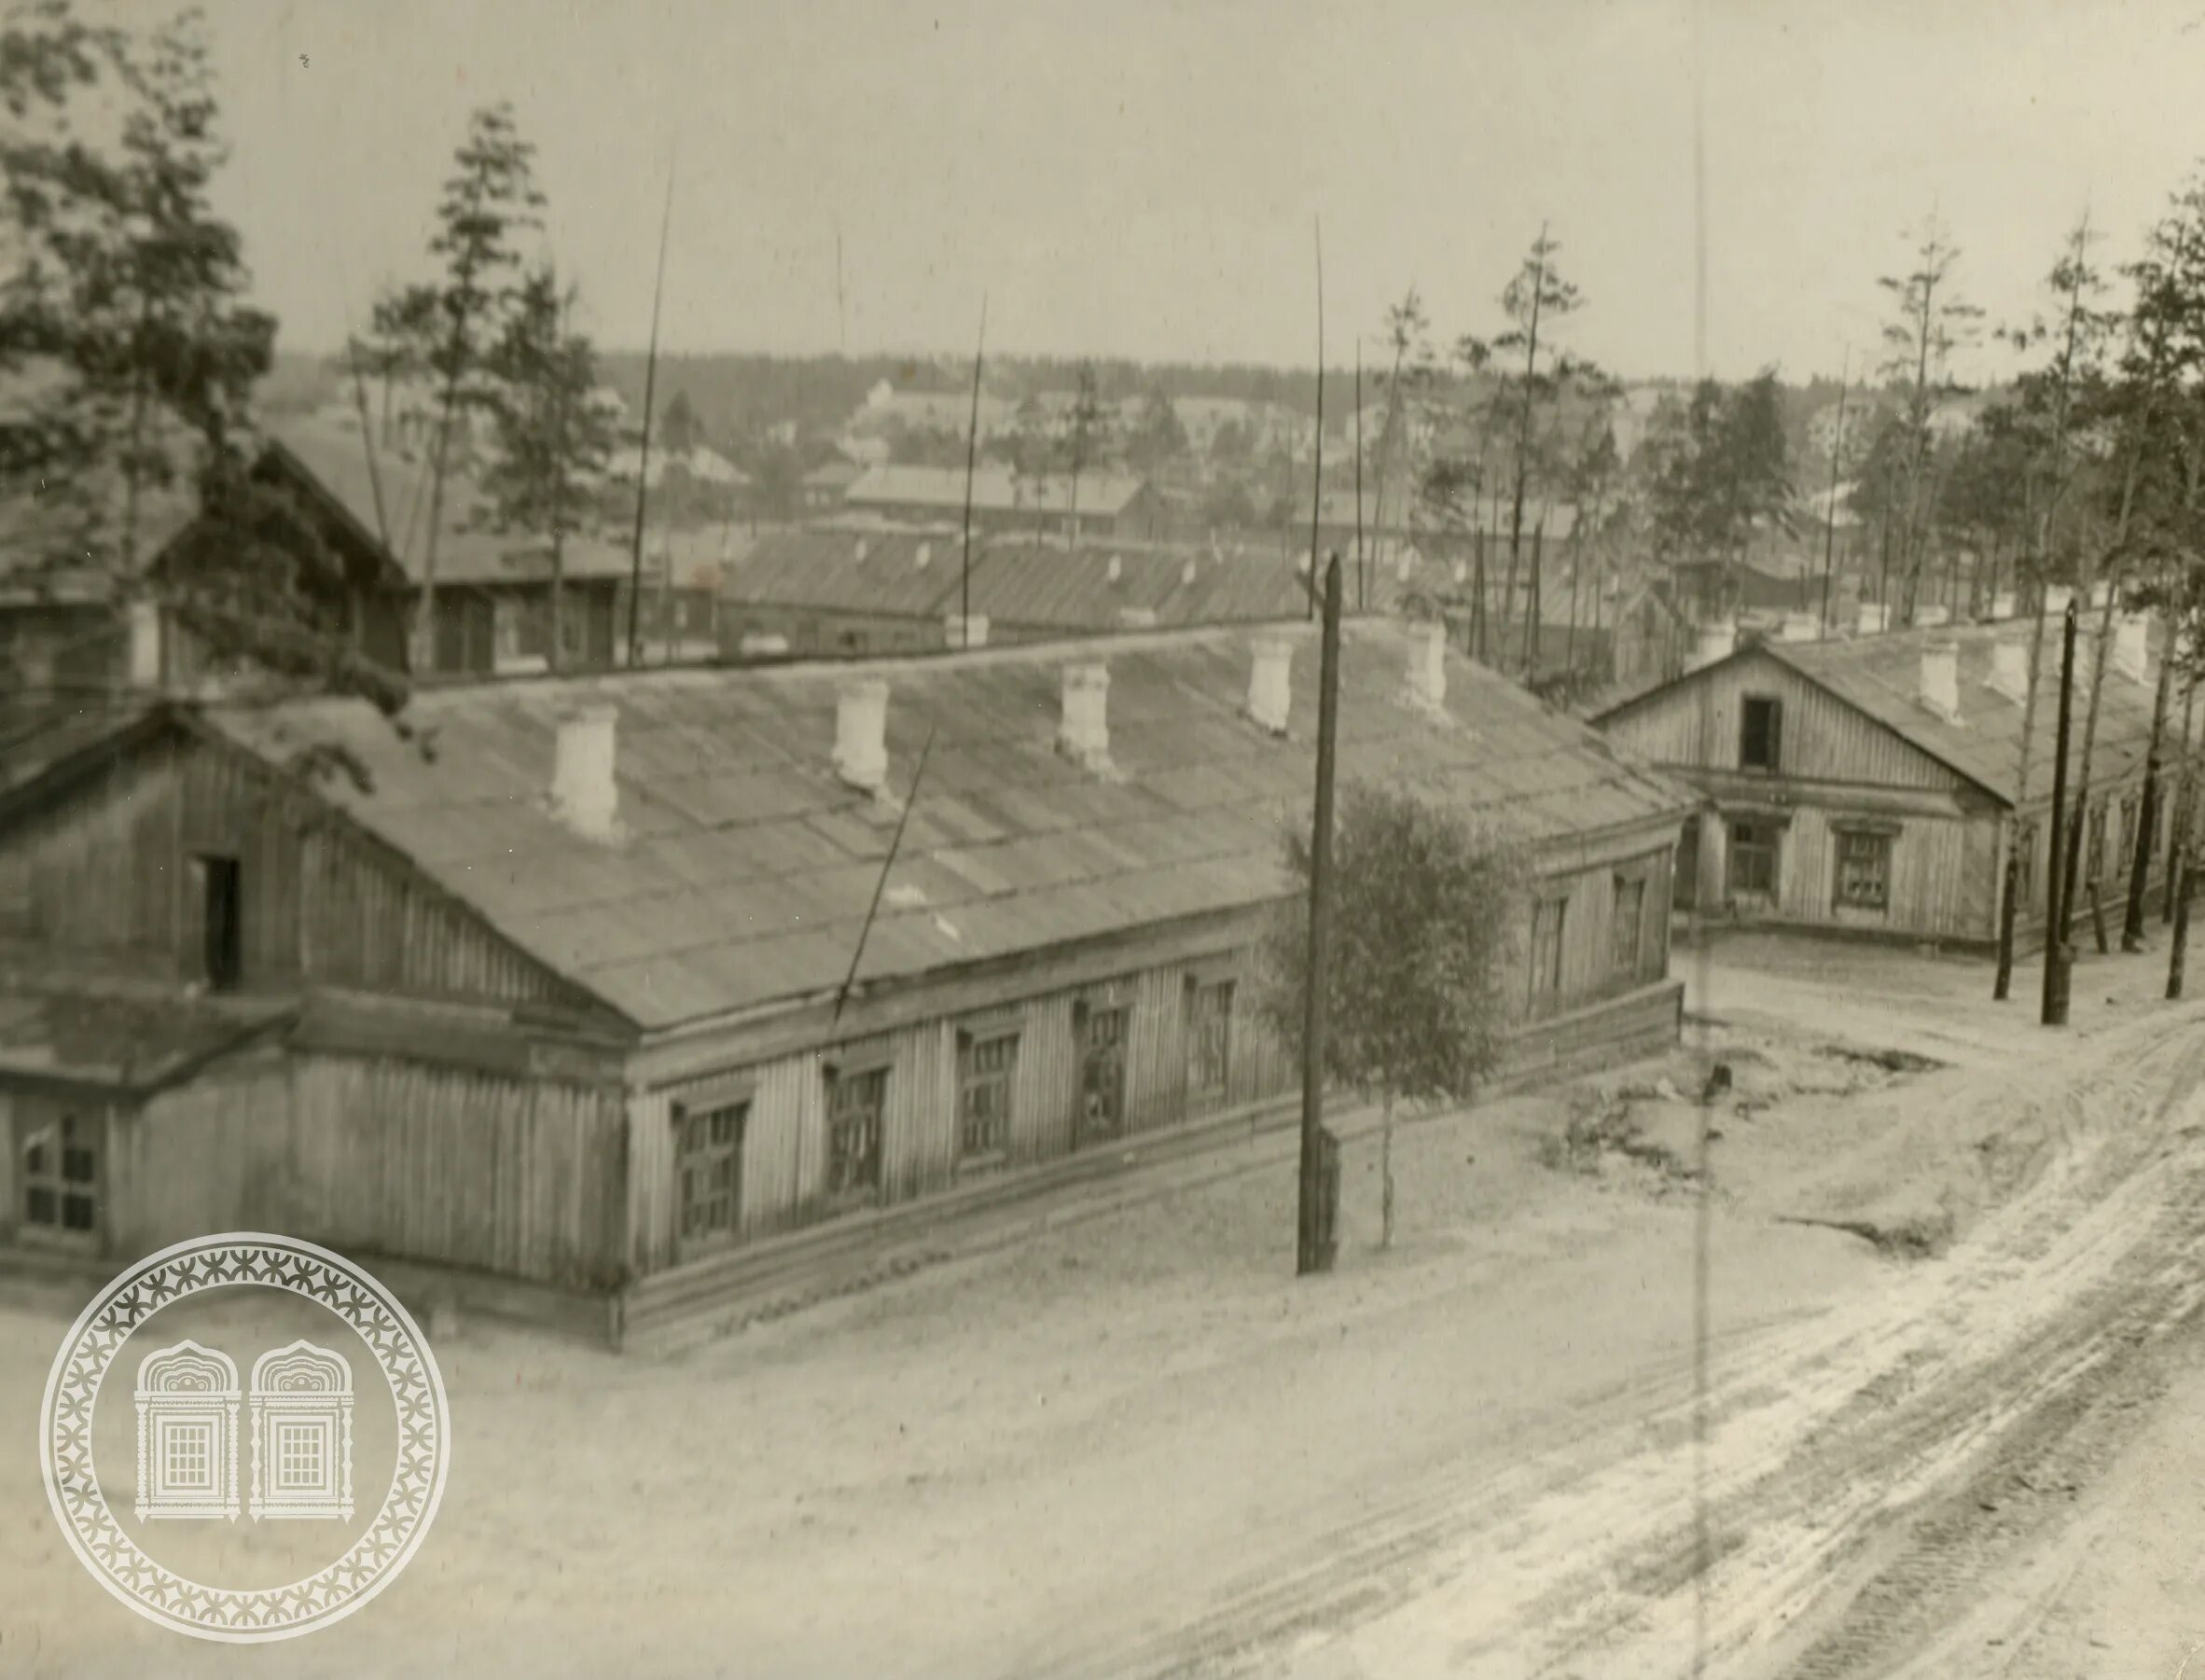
[209,622,1698,1032]
[1771,617,2170,803]
[724,528,968,617]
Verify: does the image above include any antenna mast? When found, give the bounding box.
[626,151,677,668]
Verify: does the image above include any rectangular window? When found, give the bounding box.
[277,1420,326,1491]
[1612,874,1646,973]
[1076,1005,1130,1145]
[825,1065,888,1201]
[164,1421,214,1491]
[196,854,243,992]
[1186,979,1235,1101]
[957,1032,1019,1167]
[1529,897,1567,998]
[1834,828,1893,912]
[674,1098,746,1247]
[1740,696,1782,771]
[1727,822,1780,898]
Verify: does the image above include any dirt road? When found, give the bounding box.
[1,939,2198,1680]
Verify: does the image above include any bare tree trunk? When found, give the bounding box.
[1994,589,2051,999]
[2124,603,2177,949]
[2170,685,2199,925]
[1380,1090,1397,1252]
[2171,840,2194,1000]
[2059,566,2130,943]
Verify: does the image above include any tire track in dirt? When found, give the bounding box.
[1029,1007,2205,1680]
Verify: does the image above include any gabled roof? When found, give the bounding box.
[846,464,1149,519]
[728,528,965,618]
[1598,616,2170,806]
[267,419,635,587]
[208,622,1696,1034]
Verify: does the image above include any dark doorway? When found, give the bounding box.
[198,854,243,992]
[1076,1004,1130,1148]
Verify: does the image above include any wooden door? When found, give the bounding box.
[16,1099,104,1250]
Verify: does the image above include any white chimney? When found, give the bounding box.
[2114,612,2152,685]
[942,613,990,649]
[1915,604,1951,628]
[1919,639,1961,722]
[126,598,163,690]
[2089,580,2112,609]
[853,537,870,564]
[550,706,621,841]
[1106,555,1123,585]
[1116,606,1158,630]
[1395,551,1412,581]
[738,632,790,658]
[2043,584,2073,618]
[1453,561,1469,585]
[1990,636,2030,703]
[834,679,890,793]
[1247,638,1293,734]
[1057,663,1111,768]
[913,542,932,571]
[1779,612,1820,643]
[1406,618,1448,708]
[1990,590,2018,619]
[1181,559,1198,588]
[1854,602,1889,635]
[1687,619,1737,672]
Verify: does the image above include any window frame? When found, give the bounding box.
[1832,825,1894,914]
[1727,821,1781,898]
[1185,975,1237,1104]
[1611,870,1647,975]
[1528,895,1568,1001]
[1739,694,1783,773]
[955,1027,1019,1171]
[824,1060,891,1205]
[672,1091,749,1253]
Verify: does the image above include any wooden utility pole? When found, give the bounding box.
[1298,553,1344,1277]
[626,160,677,667]
[1307,218,1325,625]
[1353,343,1366,613]
[958,296,988,646]
[1819,352,1850,632]
[2043,598,2078,1026]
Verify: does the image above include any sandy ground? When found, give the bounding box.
[0,931,2199,1679]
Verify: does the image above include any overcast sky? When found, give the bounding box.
[181,0,2205,383]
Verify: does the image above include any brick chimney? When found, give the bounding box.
[834,679,890,793]
[1247,638,1293,734]
[126,597,163,691]
[550,706,621,841]
[1057,663,1111,769]
[1919,639,1961,723]
[1687,619,1737,672]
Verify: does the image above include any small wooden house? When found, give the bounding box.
[1595,612,2174,946]
[0,621,1693,1342]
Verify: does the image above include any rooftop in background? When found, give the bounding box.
[211,621,1695,1033]
[845,463,1149,520]
[268,417,636,585]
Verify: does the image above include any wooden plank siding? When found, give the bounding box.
[1602,649,2167,946]
[100,1050,624,1288]
[1600,650,1969,793]
[0,726,600,1015]
[623,823,1678,1278]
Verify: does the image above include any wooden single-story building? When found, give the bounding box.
[0,620,1694,1342]
[1594,612,2173,946]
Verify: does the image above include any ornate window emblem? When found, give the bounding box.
[248,1340,354,1521]
[134,1340,241,1522]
